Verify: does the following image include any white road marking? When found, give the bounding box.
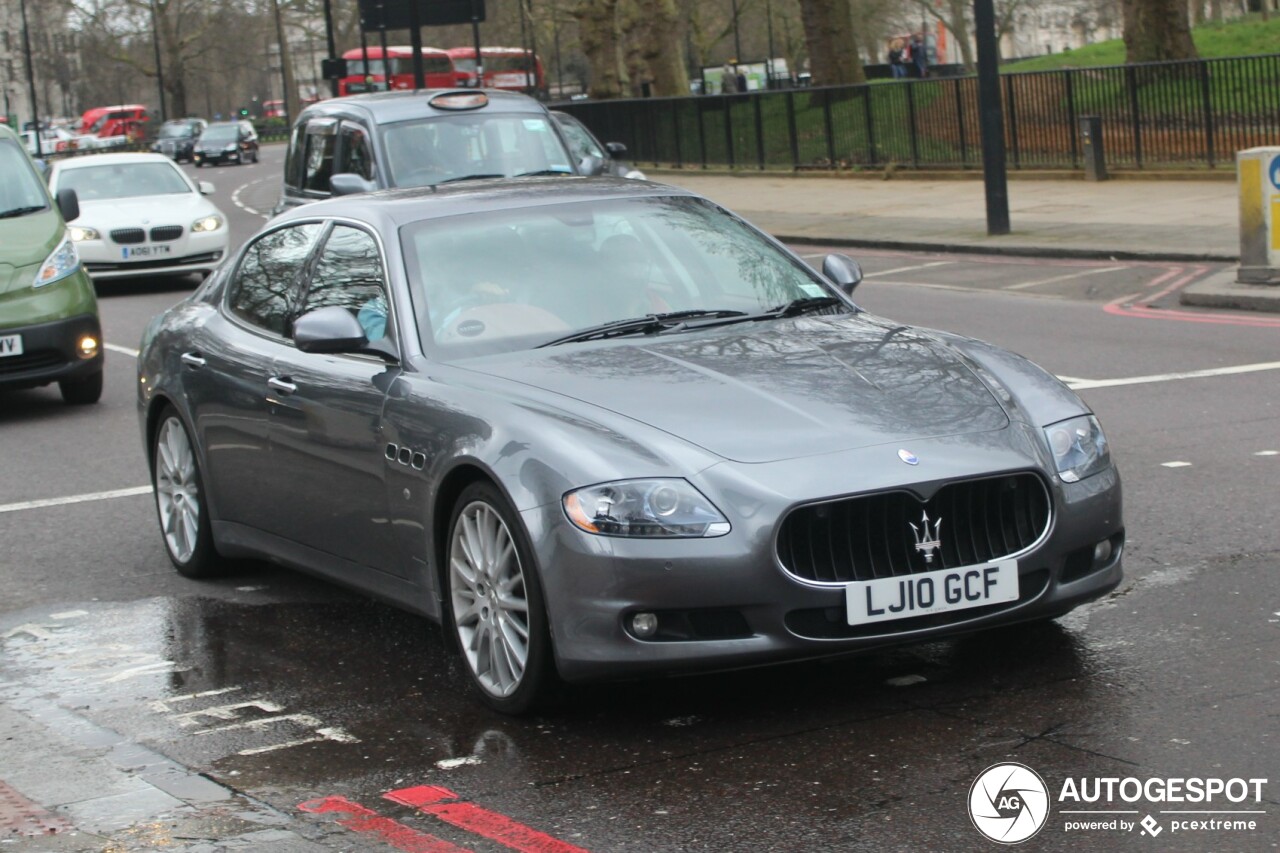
[436,755,483,770]
[864,261,955,278]
[1161,461,1193,468]
[105,342,138,357]
[1003,265,1126,291]
[49,610,88,620]
[1255,450,1278,456]
[231,176,274,219]
[0,485,152,514]
[1065,361,1280,391]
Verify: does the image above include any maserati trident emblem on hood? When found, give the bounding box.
[910,511,943,565]
[898,449,919,465]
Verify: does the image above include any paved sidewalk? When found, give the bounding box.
[650,170,1280,312]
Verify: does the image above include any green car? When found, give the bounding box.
[0,123,103,404]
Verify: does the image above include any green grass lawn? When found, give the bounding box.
[1005,14,1280,71]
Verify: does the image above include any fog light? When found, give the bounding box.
[78,335,99,358]
[631,612,658,638]
[1093,539,1113,565]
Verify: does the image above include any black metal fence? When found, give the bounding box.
[558,54,1280,172]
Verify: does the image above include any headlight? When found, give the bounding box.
[623,168,647,180]
[563,478,730,538]
[69,225,100,241]
[1044,415,1110,483]
[34,233,81,288]
[192,215,223,233]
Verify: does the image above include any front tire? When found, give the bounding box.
[446,482,556,714]
[152,407,220,578]
[59,370,103,405]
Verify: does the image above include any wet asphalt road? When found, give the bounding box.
[0,147,1277,851]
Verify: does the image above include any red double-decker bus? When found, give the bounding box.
[338,46,468,95]
[445,47,545,94]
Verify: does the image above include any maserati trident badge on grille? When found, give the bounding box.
[898,449,919,465]
[910,511,943,565]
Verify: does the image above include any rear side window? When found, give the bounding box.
[303,121,337,193]
[227,223,324,336]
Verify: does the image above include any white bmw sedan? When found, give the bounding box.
[49,153,230,281]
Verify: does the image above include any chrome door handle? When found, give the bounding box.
[180,352,206,369]
[267,376,297,395]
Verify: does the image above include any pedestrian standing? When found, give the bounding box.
[910,34,928,78]
[888,39,907,79]
[721,61,738,95]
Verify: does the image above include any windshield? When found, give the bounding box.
[201,125,239,143]
[452,58,477,73]
[401,196,836,358]
[487,55,534,72]
[380,113,573,189]
[346,58,387,77]
[159,122,196,139]
[56,162,192,200]
[0,140,49,216]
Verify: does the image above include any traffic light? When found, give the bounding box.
[239,108,249,117]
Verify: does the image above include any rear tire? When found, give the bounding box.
[59,370,103,405]
[445,481,557,714]
[151,407,221,578]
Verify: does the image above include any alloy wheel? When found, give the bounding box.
[154,417,201,564]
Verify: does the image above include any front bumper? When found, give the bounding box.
[0,312,103,389]
[193,149,244,166]
[522,432,1124,683]
[76,229,229,280]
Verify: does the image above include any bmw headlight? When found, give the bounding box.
[1044,415,1110,483]
[69,225,100,241]
[563,479,730,538]
[192,215,223,233]
[34,233,81,288]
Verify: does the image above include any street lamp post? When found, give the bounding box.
[150,0,167,122]
[18,0,39,156]
[730,0,742,61]
[973,0,1010,234]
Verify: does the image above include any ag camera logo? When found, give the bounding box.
[969,763,1051,844]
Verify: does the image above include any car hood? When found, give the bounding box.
[0,207,60,295]
[460,315,1011,464]
[77,193,213,225]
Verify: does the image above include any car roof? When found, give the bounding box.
[296,89,552,126]
[52,152,182,169]
[275,176,697,229]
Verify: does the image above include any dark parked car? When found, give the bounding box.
[138,178,1123,714]
[151,118,206,162]
[552,111,645,179]
[193,120,258,167]
[273,89,581,213]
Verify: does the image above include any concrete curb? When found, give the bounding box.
[646,167,1238,183]
[774,233,1240,264]
[1179,269,1280,312]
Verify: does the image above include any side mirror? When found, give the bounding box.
[822,253,863,296]
[293,306,368,354]
[605,141,628,156]
[56,187,80,223]
[577,155,605,176]
[198,181,215,195]
[330,172,376,196]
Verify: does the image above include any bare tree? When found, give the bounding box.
[572,0,627,98]
[632,0,689,96]
[1120,0,1198,62]
[798,0,865,85]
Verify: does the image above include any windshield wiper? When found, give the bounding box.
[435,174,506,185]
[759,295,846,318]
[0,205,47,219]
[513,169,573,177]
[538,309,748,348]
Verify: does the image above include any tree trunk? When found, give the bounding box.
[946,0,975,70]
[633,0,689,97]
[271,0,301,123]
[572,0,627,99]
[1121,0,1198,63]
[798,0,865,86]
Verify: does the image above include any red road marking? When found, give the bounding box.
[299,795,473,853]
[1105,265,1280,327]
[386,785,589,853]
[0,779,74,837]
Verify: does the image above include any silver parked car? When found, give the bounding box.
[137,178,1124,713]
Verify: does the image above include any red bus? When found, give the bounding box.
[78,104,150,139]
[445,47,545,93]
[338,46,468,95]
